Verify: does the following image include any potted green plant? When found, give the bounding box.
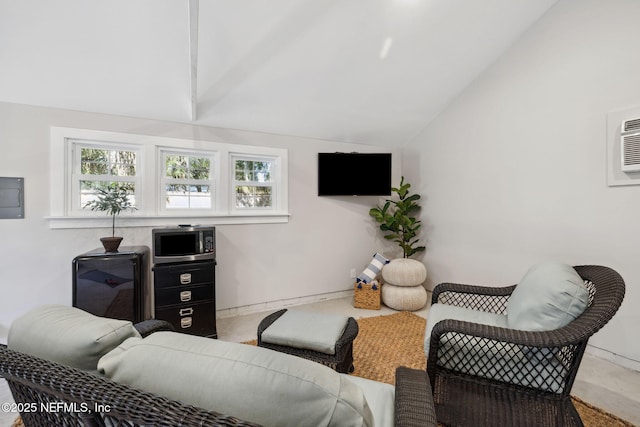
[369,176,425,258]
[369,176,428,311]
[84,183,137,252]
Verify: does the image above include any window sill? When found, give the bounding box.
[47,213,290,229]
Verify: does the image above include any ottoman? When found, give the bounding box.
[257,309,358,373]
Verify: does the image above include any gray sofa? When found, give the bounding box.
[1,305,437,427]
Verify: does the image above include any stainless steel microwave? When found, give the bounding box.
[152,226,215,264]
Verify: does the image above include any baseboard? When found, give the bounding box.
[586,344,640,372]
[216,289,353,319]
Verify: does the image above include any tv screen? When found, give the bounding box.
[318,153,392,196]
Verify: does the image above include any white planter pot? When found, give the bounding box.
[381,283,428,311]
[381,258,427,287]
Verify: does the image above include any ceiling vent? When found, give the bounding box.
[621,118,640,172]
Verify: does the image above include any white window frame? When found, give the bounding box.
[230,153,279,213]
[69,140,143,216]
[49,127,289,229]
[159,148,218,214]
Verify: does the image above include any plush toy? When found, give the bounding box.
[356,252,390,284]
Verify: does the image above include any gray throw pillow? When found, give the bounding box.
[8,304,140,373]
[507,262,589,331]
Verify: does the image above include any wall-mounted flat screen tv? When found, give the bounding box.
[318,153,392,196]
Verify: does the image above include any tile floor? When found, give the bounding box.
[2,296,639,426]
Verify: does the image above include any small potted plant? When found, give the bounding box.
[84,183,137,252]
[369,176,428,310]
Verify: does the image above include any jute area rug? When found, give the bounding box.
[349,311,634,427]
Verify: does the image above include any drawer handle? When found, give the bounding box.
[180,317,193,329]
[180,273,192,285]
[180,291,192,302]
[180,307,194,316]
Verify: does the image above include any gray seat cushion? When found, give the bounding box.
[99,331,374,427]
[424,303,508,356]
[8,304,140,373]
[261,310,349,355]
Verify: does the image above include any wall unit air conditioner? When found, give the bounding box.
[621,118,640,172]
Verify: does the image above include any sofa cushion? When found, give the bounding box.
[343,375,395,427]
[424,303,508,356]
[98,331,374,427]
[507,262,589,331]
[261,310,349,355]
[8,304,140,373]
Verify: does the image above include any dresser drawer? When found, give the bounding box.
[155,301,216,337]
[155,283,213,307]
[153,261,214,289]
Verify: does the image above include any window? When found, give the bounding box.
[49,127,288,228]
[71,142,141,214]
[232,155,275,209]
[161,150,216,211]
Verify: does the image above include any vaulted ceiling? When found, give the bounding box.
[0,0,558,147]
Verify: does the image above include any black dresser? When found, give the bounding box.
[153,260,217,338]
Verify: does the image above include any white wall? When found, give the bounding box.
[404,0,640,370]
[0,102,401,341]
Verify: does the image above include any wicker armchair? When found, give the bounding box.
[427,265,625,427]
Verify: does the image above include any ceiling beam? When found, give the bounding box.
[188,0,199,121]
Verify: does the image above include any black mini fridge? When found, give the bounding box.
[72,246,151,323]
